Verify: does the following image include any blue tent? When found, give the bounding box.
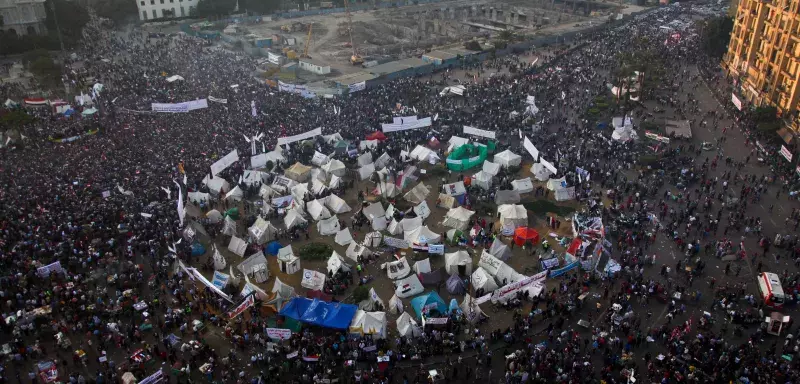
[410,291,447,319]
[447,299,461,316]
[265,241,282,256]
[279,297,358,330]
[191,241,206,256]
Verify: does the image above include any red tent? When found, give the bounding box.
[366,131,387,141]
[513,227,540,246]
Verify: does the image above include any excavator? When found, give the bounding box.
[343,0,363,65]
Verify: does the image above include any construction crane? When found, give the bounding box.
[343,0,363,65]
[301,24,313,59]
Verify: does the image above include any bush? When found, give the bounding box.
[299,242,332,261]
[523,200,576,217]
[352,285,370,303]
[464,40,482,51]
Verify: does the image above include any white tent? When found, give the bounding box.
[498,204,528,229]
[237,251,268,278]
[283,210,307,229]
[445,250,473,275]
[442,181,466,197]
[409,145,434,162]
[443,207,475,231]
[204,177,231,196]
[325,194,351,213]
[384,257,411,280]
[187,192,210,205]
[269,277,297,309]
[350,311,387,338]
[323,133,343,144]
[285,162,312,182]
[547,177,566,191]
[364,231,383,247]
[396,312,421,337]
[251,150,286,169]
[398,217,422,232]
[404,226,441,245]
[413,258,431,274]
[471,267,499,292]
[388,294,404,314]
[489,238,513,261]
[482,160,501,176]
[328,174,342,189]
[386,219,403,236]
[271,176,297,194]
[317,215,341,236]
[447,136,470,152]
[403,183,430,205]
[394,274,424,298]
[321,159,346,177]
[327,251,351,274]
[259,185,276,200]
[227,236,248,257]
[413,201,431,220]
[248,217,277,245]
[361,202,385,221]
[460,294,489,324]
[310,179,327,195]
[311,151,330,166]
[225,185,244,202]
[306,199,332,221]
[206,209,223,223]
[360,140,379,151]
[437,193,456,209]
[511,178,534,194]
[277,245,301,274]
[346,242,373,262]
[472,171,493,190]
[334,228,354,245]
[374,181,399,198]
[241,170,268,187]
[531,163,553,181]
[374,153,391,169]
[291,183,310,202]
[358,163,375,180]
[222,216,238,236]
[371,216,389,231]
[494,150,522,168]
[212,246,227,270]
[357,152,373,166]
[358,288,385,311]
[478,250,503,276]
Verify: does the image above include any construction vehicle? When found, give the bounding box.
[343,0,363,65]
[301,24,313,59]
[280,25,291,33]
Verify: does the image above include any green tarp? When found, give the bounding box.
[446,143,488,171]
[224,207,239,220]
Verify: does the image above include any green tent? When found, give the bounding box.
[446,143,488,171]
[224,207,239,220]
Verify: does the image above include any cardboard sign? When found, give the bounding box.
[541,257,560,270]
[266,328,292,340]
[428,244,444,254]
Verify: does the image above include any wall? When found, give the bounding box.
[137,0,197,20]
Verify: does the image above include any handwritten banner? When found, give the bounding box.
[266,328,292,340]
[384,237,410,249]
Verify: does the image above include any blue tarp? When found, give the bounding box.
[265,241,282,256]
[191,241,206,256]
[410,291,447,319]
[447,299,461,315]
[279,297,358,330]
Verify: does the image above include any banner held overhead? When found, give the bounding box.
[277,127,322,146]
[463,125,497,139]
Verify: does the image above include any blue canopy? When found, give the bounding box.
[191,241,206,256]
[279,297,358,330]
[265,241,282,256]
[410,291,447,319]
[447,299,461,315]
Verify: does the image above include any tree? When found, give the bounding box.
[0,110,35,130]
[464,40,481,51]
[753,106,778,124]
[193,0,237,18]
[352,285,369,303]
[240,0,281,14]
[44,0,89,47]
[95,0,139,25]
[26,50,62,89]
[700,16,734,59]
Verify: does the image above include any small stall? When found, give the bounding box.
[765,312,791,336]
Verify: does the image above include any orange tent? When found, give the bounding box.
[513,227,540,246]
[366,131,387,141]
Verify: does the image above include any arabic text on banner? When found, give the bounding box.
[381,117,432,133]
[277,127,322,146]
[349,81,366,93]
[266,328,293,340]
[151,98,208,113]
[463,125,497,139]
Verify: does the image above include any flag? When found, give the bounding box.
[251,100,257,117]
[174,180,185,227]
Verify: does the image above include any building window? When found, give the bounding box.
[160,0,164,4]
[180,6,184,15]
[150,0,154,4]
[142,10,147,19]
[140,0,144,4]
[170,0,173,3]
[153,9,157,17]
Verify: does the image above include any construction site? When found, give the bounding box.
[243,0,639,76]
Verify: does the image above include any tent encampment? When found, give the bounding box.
[285,162,312,182]
[283,210,307,229]
[413,258,431,275]
[531,163,553,181]
[345,242,373,262]
[227,236,248,257]
[321,159,346,177]
[472,171,493,190]
[442,207,475,231]
[482,160,501,176]
[325,194,351,213]
[349,310,387,338]
[437,193,456,209]
[358,163,375,180]
[334,228,354,245]
[364,232,383,247]
[384,257,411,280]
[446,274,467,295]
[511,178,534,194]
[488,238,512,261]
[460,294,489,324]
[396,312,421,337]
[357,152,373,167]
[388,294,404,314]
[307,199,332,221]
[394,274,424,298]
[277,245,301,274]
[404,226,441,245]
[498,204,528,229]
[248,217,277,245]
[471,267,499,292]
[221,216,238,236]
[327,251,351,274]
[225,186,244,202]
[410,291,447,319]
[494,150,522,168]
[358,288,385,311]
[279,297,358,330]
[444,250,473,275]
[403,183,430,205]
[317,216,341,236]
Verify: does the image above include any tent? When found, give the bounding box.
[404,226,441,245]
[206,209,223,223]
[291,183,310,202]
[310,179,327,195]
[437,193,456,209]
[419,268,445,286]
[251,149,287,169]
[531,163,553,181]
[361,202,385,221]
[403,183,430,205]
[221,216,238,236]
[321,159,346,177]
[494,150,522,168]
[327,251,351,274]
[396,312,421,337]
[349,311,387,338]
[442,207,475,231]
[203,176,230,196]
[373,181,399,198]
[386,219,403,236]
[511,178,534,194]
[358,288,385,311]
[237,250,268,275]
[285,162,312,182]
[283,210,307,229]
[265,241,282,256]
[317,216,341,236]
[366,131,387,141]
[498,204,528,229]
[447,136,469,152]
[460,294,489,324]
[472,171,493,190]
[323,132,343,145]
[471,267,499,292]
[360,140,378,151]
[398,217,422,232]
[187,192,210,205]
[212,246,227,270]
[482,160,501,176]
[488,238,512,261]
[385,257,411,280]
[446,274,467,295]
[413,259,431,275]
[325,194,351,213]
[388,294,404,314]
[248,217,277,245]
[307,199,332,221]
[358,163,375,180]
[334,228,354,245]
[277,245,301,274]
[409,145,435,162]
[268,277,297,310]
[374,153,391,169]
[271,176,297,194]
[513,227,540,246]
[191,241,206,256]
[364,231,383,247]
[228,236,248,257]
[494,190,521,204]
[357,152,373,167]
[241,170,268,187]
[547,177,567,191]
[444,250,473,275]
[259,185,276,200]
[345,242,373,262]
[311,151,330,167]
[410,291,447,319]
[394,274,424,298]
[279,297,358,330]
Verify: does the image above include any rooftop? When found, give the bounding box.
[299,57,330,68]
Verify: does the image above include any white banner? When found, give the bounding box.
[490,271,547,303]
[212,271,230,289]
[554,186,576,201]
[382,117,432,133]
[349,81,366,93]
[540,157,557,175]
[393,116,417,124]
[781,145,793,162]
[208,96,228,104]
[278,81,307,94]
[210,149,239,176]
[37,261,64,277]
[151,99,208,113]
[384,237,410,249]
[301,269,326,291]
[277,127,322,146]
[463,125,496,139]
[474,293,492,305]
[428,244,444,254]
[523,137,539,161]
[175,181,185,227]
[731,93,743,111]
[268,52,282,65]
[266,328,293,340]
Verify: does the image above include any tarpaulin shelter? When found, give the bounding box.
[531,163,553,181]
[311,151,330,167]
[271,176,297,194]
[409,145,437,163]
[494,150,522,168]
[442,207,475,231]
[237,250,268,275]
[310,178,327,195]
[366,131,387,141]
[285,162,312,182]
[446,274,467,295]
[327,251,351,274]
[482,160,501,176]
[373,181,399,198]
[248,217,278,245]
[410,291,447,319]
[403,183,430,205]
[241,170,268,187]
[251,149,287,169]
[494,190,521,204]
[283,210,307,229]
[277,245,301,274]
[445,250,472,275]
[514,227,540,246]
[191,241,206,256]
[446,143,487,171]
[349,310,387,338]
[321,159,346,177]
[279,297,358,329]
[374,153,391,169]
[489,238,512,261]
[471,267,499,292]
[404,226,441,245]
[396,312,421,337]
[212,246,227,270]
[334,228,354,246]
[398,217,422,232]
[547,177,566,191]
[511,178,534,194]
[384,257,411,280]
[472,170,493,190]
[394,274,424,298]
[291,183,311,202]
[361,202,385,221]
[498,204,528,229]
[265,241,282,256]
[224,207,240,220]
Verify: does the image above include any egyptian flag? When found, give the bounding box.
[302,355,320,362]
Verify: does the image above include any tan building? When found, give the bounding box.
[0,0,47,36]
[722,0,800,133]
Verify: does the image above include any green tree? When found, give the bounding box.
[0,110,35,130]
[700,16,734,59]
[753,106,778,123]
[45,0,89,48]
[95,0,139,25]
[26,51,62,89]
[464,40,481,51]
[193,0,237,18]
[352,285,369,303]
[498,29,515,41]
[240,0,281,14]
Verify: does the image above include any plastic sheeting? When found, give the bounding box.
[279,297,358,329]
[446,143,487,172]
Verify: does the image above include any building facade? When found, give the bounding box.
[722,0,800,131]
[0,0,47,36]
[136,0,197,21]
[298,58,331,75]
